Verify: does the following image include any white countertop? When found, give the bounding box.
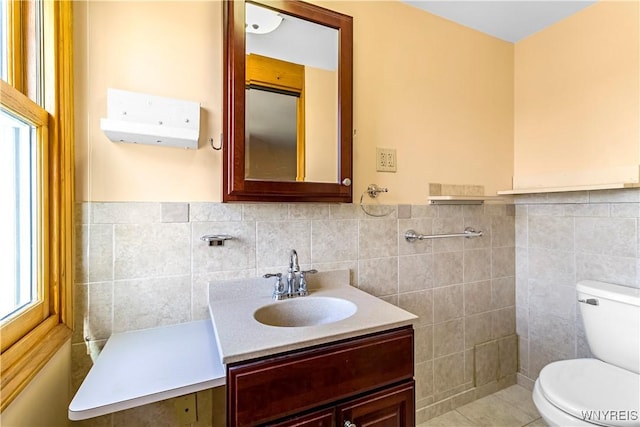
[68,320,225,421]
[208,269,418,364]
[68,270,417,421]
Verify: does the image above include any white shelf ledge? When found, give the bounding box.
[68,320,225,421]
[428,195,509,205]
[101,88,200,149]
[497,183,640,195]
[101,119,199,149]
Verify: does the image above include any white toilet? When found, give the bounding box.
[532,280,640,427]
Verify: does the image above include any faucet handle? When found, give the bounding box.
[263,273,286,300]
[298,269,318,296]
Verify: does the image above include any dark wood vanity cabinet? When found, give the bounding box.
[268,382,414,427]
[336,382,415,427]
[268,408,335,427]
[227,326,415,427]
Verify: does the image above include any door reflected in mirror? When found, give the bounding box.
[245,2,339,183]
[245,87,298,181]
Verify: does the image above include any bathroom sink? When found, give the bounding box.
[253,297,357,327]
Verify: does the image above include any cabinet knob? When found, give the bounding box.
[342,178,352,187]
[344,421,356,427]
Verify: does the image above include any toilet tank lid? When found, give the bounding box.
[577,280,640,307]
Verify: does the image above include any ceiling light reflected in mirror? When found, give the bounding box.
[245,3,283,34]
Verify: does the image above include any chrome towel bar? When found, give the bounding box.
[405,227,483,242]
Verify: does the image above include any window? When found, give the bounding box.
[0,0,74,411]
[0,108,38,323]
[0,82,50,355]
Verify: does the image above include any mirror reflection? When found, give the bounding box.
[245,2,339,183]
[245,87,298,181]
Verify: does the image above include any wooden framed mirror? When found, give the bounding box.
[223,0,353,202]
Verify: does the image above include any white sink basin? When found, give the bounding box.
[253,296,357,327]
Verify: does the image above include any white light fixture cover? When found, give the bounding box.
[100,88,200,149]
[245,3,283,34]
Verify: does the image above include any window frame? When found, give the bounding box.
[0,80,51,352]
[0,0,74,412]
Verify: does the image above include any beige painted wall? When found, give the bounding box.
[0,341,71,427]
[327,1,514,203]
[74,1,222,202]
[513,1,640,188]
[75,0,514,204]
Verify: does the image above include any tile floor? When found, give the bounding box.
[417,385,547,427]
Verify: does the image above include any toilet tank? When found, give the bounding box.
[577,280,640,374]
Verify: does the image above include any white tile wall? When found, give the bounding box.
[73,201,517,426]
[515,189,640,381]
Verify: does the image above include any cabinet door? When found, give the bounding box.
[337,382,415,427]
[267,407,335,427]
[227,327,414,426]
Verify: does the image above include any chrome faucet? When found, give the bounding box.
[286,249,300,296]
[264,250,317,300]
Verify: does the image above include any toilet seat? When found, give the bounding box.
[538,359,640,427]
